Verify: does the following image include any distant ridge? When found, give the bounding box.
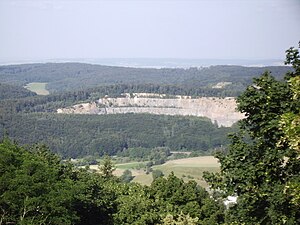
[0,58,284,68]
[0,63,292,95]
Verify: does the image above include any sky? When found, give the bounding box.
[0,0,300,63]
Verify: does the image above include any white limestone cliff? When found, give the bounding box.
[57,94,245,127]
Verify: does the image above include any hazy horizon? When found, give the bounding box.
[0,57,285,68]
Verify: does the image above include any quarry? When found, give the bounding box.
[57,93,244,127]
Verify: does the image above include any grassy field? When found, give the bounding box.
[87,156,220,188]
[24,82,49,95]
[133,156,220,187]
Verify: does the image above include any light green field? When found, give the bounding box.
[132,173,153,186]
[88,156,220,188]
[24,82,49,95]
[133,156,220,188]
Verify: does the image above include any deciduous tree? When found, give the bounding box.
[204,44,300,224]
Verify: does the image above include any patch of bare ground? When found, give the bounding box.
[163,156,220,167]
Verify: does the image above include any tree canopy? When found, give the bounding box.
[0,139,225,225]
[204,43,300,224]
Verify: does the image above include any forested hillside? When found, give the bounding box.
[0,83,36,100]
[0,63,291,95]
[0,113,233,158]
[0,63,292,159]
[0,83,236,158]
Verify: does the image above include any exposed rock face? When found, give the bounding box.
[57,94,245,127]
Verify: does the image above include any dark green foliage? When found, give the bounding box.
[99,155,116,179]
[148,173,225,224]
[117,147,171,164]
[0,139,78,224]
[113,182,161,225]
[152,170,164,180]
[204,45,300,224]
[0,140,224,225]
[113,173,224,225]
[0,140,121,224]
[0,83,36,100]
[72,172,117,225]
[1,113,232,158]
[119,170,134,183]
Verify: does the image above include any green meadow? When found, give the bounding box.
[24,82,49,95]
[132,156,220,187]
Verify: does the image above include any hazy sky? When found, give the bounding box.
[0,0,299,61]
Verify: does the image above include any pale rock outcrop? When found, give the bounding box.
[57,94,245,127]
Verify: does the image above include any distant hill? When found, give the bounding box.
[0,63,292,95]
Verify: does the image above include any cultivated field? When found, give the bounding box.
[24,82,49,95]
[87,156,220,188]
[133,156,220,187]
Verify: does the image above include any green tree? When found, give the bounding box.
[160,212,199,225]
[278,43,300,212]
[0,139,78,224]
[119,169,134,183]
[113,183,160,225]
[73,171,117,225]
[204,44,300,224]
[149,173,225,223]
[152,169,164,180]
[99,155,116,179]
[279,43,300,153]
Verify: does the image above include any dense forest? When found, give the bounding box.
[0,113,233,158]
[0,63,291,95]
[0,83,36,100]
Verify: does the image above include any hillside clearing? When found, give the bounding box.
[24,82,49,95]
